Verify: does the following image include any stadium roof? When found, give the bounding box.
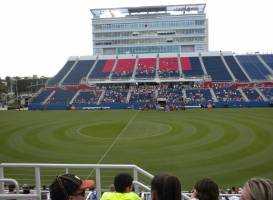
[90,4,206,19]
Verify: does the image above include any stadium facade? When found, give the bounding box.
[91,4,208,55]
[28,4,273,110]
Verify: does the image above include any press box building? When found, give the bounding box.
[91,4,208,55]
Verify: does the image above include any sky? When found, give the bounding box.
[0,0,273,78]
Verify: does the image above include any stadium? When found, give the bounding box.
[1,3,273,200]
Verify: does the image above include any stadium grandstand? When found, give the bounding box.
[28,4,273,110]
[1,4,273,200]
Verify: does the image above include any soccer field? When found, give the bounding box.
[0,108,272,190]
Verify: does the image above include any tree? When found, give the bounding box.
[0,80,6,94]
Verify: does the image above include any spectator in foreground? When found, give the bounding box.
[49,173,94,200]
[190,178,219,200]
[151,174,181,200]
[240,177,273,200]
[100,173,140,200]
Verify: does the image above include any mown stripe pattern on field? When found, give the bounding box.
[0,108,272,189]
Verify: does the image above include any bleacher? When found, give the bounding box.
[242,88,263,102]
[157,85,183,103]
[202,56,233,81]
[158,57,180,78]
[213,87,244,102]
[30,90,52,104]
[182,57,204,77]
[223,56,249,82]
[185,88,213,105]
[129,86,156,104]
[73,90,102,105]
[111,59,136,79]
[89,59,115,80]
[101,86,128,103]
[260,54,273,70]
[135,58,156,79]
[259,87,273,101]
[28,53,273,110]
[237,55,271,80]
[62,60,95,85]
[46,90,77,105]
[47,60,76,86]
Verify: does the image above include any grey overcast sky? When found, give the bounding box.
[0,0,272,78]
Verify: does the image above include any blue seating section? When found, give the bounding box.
[237,55,270,80]
[213,87,244,102]
[183,57,204,77]
[73,90,101,105]
[223,56,249,82]
[102,87,128,103]
[260,54,273,70]
[47,61,75,86]
[242,88,263,101]
[31,90,52,104]
[129,86,156,103]
[259,87,273,101]
[89,60,113,80]
[62,60,95,85]
[202,56,233,81]
[185,89,213,104]
[46,90,77,105]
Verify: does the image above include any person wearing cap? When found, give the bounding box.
[50,173,95,200]
[100,173,140,200]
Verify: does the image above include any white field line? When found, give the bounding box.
[86,110,139,179]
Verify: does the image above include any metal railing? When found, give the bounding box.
[0,163,154,200]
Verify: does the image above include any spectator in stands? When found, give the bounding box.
[100,173,140,200]
[8,184,16,194]
[151,174,181,200]
[49,173,94,200]
[22,184,30,194]
[190,178,219,200]
[240,177,273,200]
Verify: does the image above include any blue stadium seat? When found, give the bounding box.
[182,57,204,77]
[237,55,271,80]
[62,60,95,85]
[73,90,101,105]
[242,88,263,102]
[260,54,273,70]
[46,90,77,105]
[202,56,233,81]
[223,56,249,82]
[47,61,76,86]
[31,90,52,104]
[89,59,114,80]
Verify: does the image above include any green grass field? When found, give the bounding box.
[0,108,272,190]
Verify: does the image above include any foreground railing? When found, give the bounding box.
[0,163,153,200]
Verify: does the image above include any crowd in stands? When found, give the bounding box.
[242,88,264,102]
[135,58,156,79]
[158,69,180,78]
[4,173,272,200]
[129,85,157,104]
[30,83,273,109]
[73,90,102,105]
[214,87,244,102]
[101,86,128,103]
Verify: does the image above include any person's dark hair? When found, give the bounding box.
[151,174,181,200]
[114,173,133,193]
[8,184,15,192]
[194,178,219,200]
[49,173,94,200]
